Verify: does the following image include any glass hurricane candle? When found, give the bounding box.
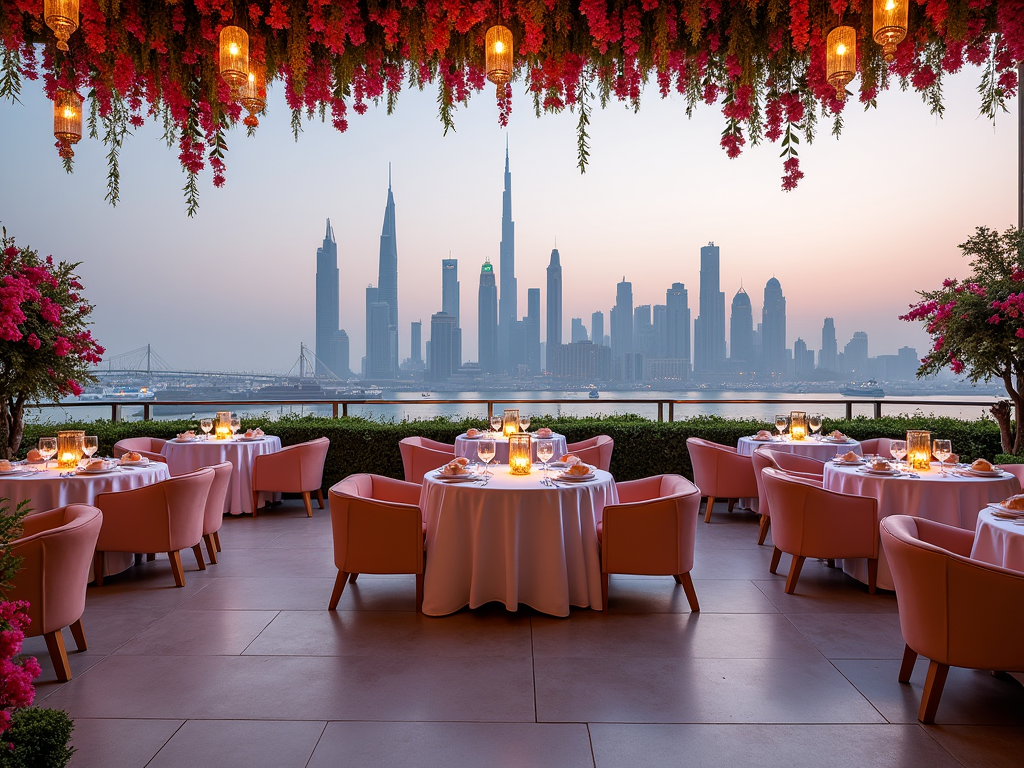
[906,430,932,470]
[502,409,520,437]
[57,430,84,468]
[216,411,233,439]
[789,411,807,441]
[508,433,532,475]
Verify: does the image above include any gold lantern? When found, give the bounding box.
[508,433,532,475]
[57,430,84,469]
[826,26,857,100]
[873,0,908,62]
[502,408,520,437]
[906,430,932,470]
[789,411,807,441]
[239,65,267,127]
[44,0,78,52]
[485,25,513,96]
[53,90,83,159]
[215,411,232,440]
[219,25,249,94]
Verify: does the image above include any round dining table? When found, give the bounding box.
[161,436,282,515]
[824,462,1021,589]
[418,465,617,617]
[736,435,862,461]
[971,508,1024,572]
[454,432,568,464]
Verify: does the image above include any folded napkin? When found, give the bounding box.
[85,459,108,471]
[535,427,553,438]
[754,430,773,440]
[439,458,471,476]
[254,428,265,436]
[466,428,482,438]
[836,451,860,463]
[244,429,256,438]
[559,453,581,465]
[563,462,593,477]
[828,430,847,440]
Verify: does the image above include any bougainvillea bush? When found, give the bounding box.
[901,226,1024,454]
[0,230,103,459]
[0,1,1021,214]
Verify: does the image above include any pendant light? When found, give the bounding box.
[239,65,267,127]
[219,25,249,95]
[873,0,909,62]
[53,89,83,158]
[826,26,857,100]
[43,0,79,52]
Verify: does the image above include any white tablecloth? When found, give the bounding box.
[825,463,1020,589]
[419,466,617,617]
[160,436,282,515]
[971,509,1024,572]
[454,433,568,464]
[737,436,862,461]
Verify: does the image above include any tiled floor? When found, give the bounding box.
[22,501,1024,767]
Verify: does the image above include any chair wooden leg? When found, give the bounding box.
[252,490,259,518]
[867,558,878,595]
[316,488,325,509]
[769,546,783,574]
[43,630,71,682]
[329,570,348,610]
[757,515,770,546]
[168,550,186,587]
[784,555,806,594]
[134,553,143,566]
[349,573,359,583]
[93,551,104,587]
[919,660,950,724]
[673,574,683,584]
[213,531,222,552]
[601,572,609,613]
[192,544,207,571]
[146,553,156,562]
[415,572,424,613]
[204,533,219,564]
[727,498,735,512]
[679,572,700,612]
[69,618,87,652]
[826,559,836,568]
[302,491,313,517]
[898,644,918,683]
[703,496,716,523]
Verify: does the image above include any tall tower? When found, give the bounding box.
[442,258,461,368]
[545,248,562,371]
[665,283,690,364]
[729,287,754,365]
[611,277,633,380]
[591,311,605,348]
[694,242,726,374]
[411,321,422,364]
[761,277,787,375]
[377,168,399,376]
[820,317,838,372]
[527,288,541,375]
[478,260,498,374]
[497,141,517,370]
[315,219,340,376]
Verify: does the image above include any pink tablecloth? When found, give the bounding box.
[454,433,568,464]
[736,436,862,461]
[161,436,282,515]
[971,509,1024,572]
[419,466,618,617]
[825,463,1021,589]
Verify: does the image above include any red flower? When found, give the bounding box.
[24,334,40,350]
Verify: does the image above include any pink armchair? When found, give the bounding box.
[251,437,330,517]
[93,467,214,587]
[328,474,425,611]
[112,437,167,464]
[8,505,102,681]
[599,474,701,613]
[565,435,614,472]
[880,514,1024,723]
[398,436,456,484]
[752,447,825,545]
[859,438,894,457]
[762,467,879,594]
[200,461,233,564]
[685,437,759,523]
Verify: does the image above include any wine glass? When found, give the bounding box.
[933,439,952,476]
[519,414,531,432]
[489,414,502,435]
[537,438,554,486]
[229,415,241,436]
[808,414,822,438]
[38,437,57,469]
[477,438,496,476]
[774,414,788,438]
[200,418,213,440]
[82,436,98,460]
[891,440,907,470]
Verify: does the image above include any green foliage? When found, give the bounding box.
[0,707,74,768]
[0,497,30,597]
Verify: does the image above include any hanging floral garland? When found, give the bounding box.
[0,1,1019,215]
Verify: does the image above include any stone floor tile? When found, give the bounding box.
[147,719,326,768]
[68,718,183,768]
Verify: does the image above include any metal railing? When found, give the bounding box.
[33,396,1001,423]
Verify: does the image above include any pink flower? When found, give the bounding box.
[1016,328,1024,339]
[24,334,40,350]
[988,314,1002,324]
[52,336,72,357]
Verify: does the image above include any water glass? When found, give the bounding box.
[477,438,496,475]
[83,435,98,458]
[891,440,907,469]
[774,414,788,437]
[536,439,554,485]
[933,439,952,475]
[200,418,213,439]
[519,414,531,432]
[38,437,57,468]
[808,414,822,436]
[230,415,241,435]
[489,415,502,435]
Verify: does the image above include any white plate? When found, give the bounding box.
[823,437,852,443]
[860,467,899,476]
[833,459,864,465]
[965,468,1005,478]
[750,436,774,442]
[557,472,597,482]
[78,467,120,475]
[119,459,149,467]
[988,503,1024,516]
[434,473,479,483]
[236,436,264,442]
[173,438,197,443]
[547,461,570,469]
[0,467,26,475]
[461,434,482,440]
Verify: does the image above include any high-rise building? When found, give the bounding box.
[497,142,517,370]
[549,341,613,381]
[694,243,726,374]
[591,311,605,348]
[761,277,787,375]
[314,219,349,377]
[377,171,399,376]
[611,278,634,380]
[665,283,690,363]
[634,304,657,359]
[411,321,422,363]
[794,338,815,378]
[652,304,668,358]
[844,331,869,376]
[428,312,458,381]
[729,287,754,365]
[571,318,588,343]
[363,284,377,377]
[441,258,461,368]
[367,301,392,379]
[819,317,838,372]
[477,260,498,374]
[526,288,541,375]
[546,248,562,370]
[333,330,350,377]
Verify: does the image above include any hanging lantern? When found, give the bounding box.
[826,26,857,100]
[43,0,78,52]
[239,66,267,127]
[873,0,909,62]
[53,90,83,159]
[219,25,249,95]
[485,25,513,96]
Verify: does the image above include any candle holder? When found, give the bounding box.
[502,408,520,437]
[906,430,932,470]
[57,430,84,468]
[789,411,807,441]
[215,411,233,439]
[508,432,532,475]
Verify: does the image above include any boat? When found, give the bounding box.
[421,392,432,398]
[589,389,600,399]
[841,380,885,397]
[79,387,156,402]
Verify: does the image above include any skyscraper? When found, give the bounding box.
[526,288,541,374]
[652,304,667,358]
[375,172,399,377]
[441,258,461,369]
[497,142,517,370]
[794,338,815,378]
[845,331,869,376]
[314,219,347,377]
[694,243,726,374]
[477,260,498,374]
[729,287,754,365]
[367,300,392,379]
[591,311,605,348]
[611,278,633,380]
[429,312,457,382]
[634,304,657,359]
[411,321,422,364]
[571,318,588,343]
[363,284,377,377]
[665,283,690,364]
[761,277,787,375]
[819,317,838,372]
[546,248,562,371]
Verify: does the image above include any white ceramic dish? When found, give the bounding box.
[860,467,900,476]
[434,473,479,483]
[965,468,1005,478]
[79,467,120,475]
[557,472,596,482]
[118,459,149,467]
[988,503,1024,516]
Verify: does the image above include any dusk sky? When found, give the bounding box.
[0,67,1017,374]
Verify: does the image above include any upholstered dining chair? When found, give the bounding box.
[995,463,1024,486]
[112,437,168,464]
[251,437,330,517]
[685,437,759,523]
[880,514,1024,724]
[8,504,102,682]
[761,467,879,594]
[93,467,214,587]
[859,438,894,458]
[751,447,826,545]
[565,435,614,472]
[398,436,456,484]
[328,474,426,611]
[200,461,233,564]
[598,474,701,613]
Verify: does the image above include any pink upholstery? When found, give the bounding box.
[8,505,102,681]
[880,514,1024,723]
[761,467,879,595]
[251,437,330,517]
[93,467,214,587]
[686,437,759,523]
[860,438,894,457]
[752,448,827,545]
[112,437,167,464]
[565,435,614,472]
[599,474,701,612]
[399,436,456,484]
[996,463,1024,486]
[328,473,426,611]
[200,461,233,564]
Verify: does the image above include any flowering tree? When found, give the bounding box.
[0,230,104,459]
[901,226,1024,454]
[0,499,38,737]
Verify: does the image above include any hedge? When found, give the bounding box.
[20,412,1005,489]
